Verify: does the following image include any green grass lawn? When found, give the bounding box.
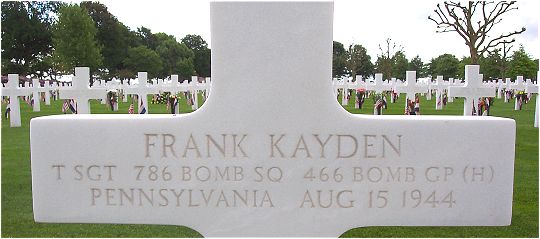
[1,92,538,237]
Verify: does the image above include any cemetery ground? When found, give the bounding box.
[1,93,537,237]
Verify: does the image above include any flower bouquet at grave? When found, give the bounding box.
[155,92,170,104]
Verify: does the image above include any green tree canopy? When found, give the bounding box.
[375,38,403,79]
[52,3,102,73]
[347,44,374,79]
[155,33,195,79]
[429,54,460,80]
[392,51,408,80]
[181,34,211,77]
[1,1,61,77]
[123,46,163,78]
[136,26,157,50]
[81,1,128,78]
[507,46,538,80]
[181,34,208,51]
[409,55,426,78]
[332,41,347,78]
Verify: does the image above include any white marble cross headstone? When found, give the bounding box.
[190,76,199,110]
[1,74,32,127]
[123,72,159,114]
[496,79,503,99]
[510,76,526,110]
[365,73,392,94]
[31,2,515,237]
[448,65,495,116]
[30,78,45,112]
[395,71,428,109]
[425,78,432,100]
[59,67,107,114]
[161,75,184,114]
[525,72,539,127]
[43,80,52,105]
[431,76,446,110]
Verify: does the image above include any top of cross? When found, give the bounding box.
[526,72,539,94]
[2,74,33,97]
[511,76,526,90]
[365,73,391,93]
[430,75,447,91]
[394,71,427,99]
[447,65,494,100]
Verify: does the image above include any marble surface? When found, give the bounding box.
[30,2,515,237]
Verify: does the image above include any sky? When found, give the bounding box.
[96,0,538,63]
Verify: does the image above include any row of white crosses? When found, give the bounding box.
[57,68,213,115]
[331,66,524,117]
[2,75,60,127]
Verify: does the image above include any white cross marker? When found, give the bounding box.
[510,76,526,110]
[1,74,32,127]
[30,78,45,112]
[448,65,495,116]
[525,72,539,127]
[395,71,428,109]
[496,79,503,99]
[59,67,106,114]
[43,80,52,105]
[365,73,392,94]
[431,76,447,110]
[123,72,159,114]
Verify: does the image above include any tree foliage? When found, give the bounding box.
[429,54,460,79]
[52,4,102,73]
[182,34,210,77]
[81,1,128,78]
[332,41,347,78]
[392,51,408,80]
[507,46,538,80]
[123,46,162,78]
[347,44,373,79]
[375,38,404,79]
[429,1,526,64]
[156,33,195,79]
[1,1,61,76]
[409,55,426,78]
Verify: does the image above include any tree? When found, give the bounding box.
[137,26,157,50]
[429,1,526,64]
[123,46,163,78]
[489,42,513,79]
[181,34,208,51]
[409,55,426,78]
[457,56,472,79]
[375,38,403,79]
[392,51,408,80]
[181,34,211,77]
[1,1,61,76]
[429,54,460,79]
[81,1,128,78]
[346,44,373,79]
[155,33,195,79]
[478,54,500,80]
[507,46,538,80]
[52,4,102,73]
[332,41,347,78]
